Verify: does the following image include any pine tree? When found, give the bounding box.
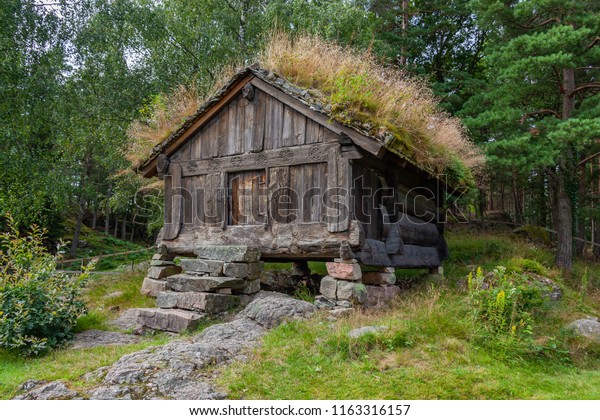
[464,0,600,269]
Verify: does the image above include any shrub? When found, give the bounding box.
[0,215,93,356]
[467,266,547,341]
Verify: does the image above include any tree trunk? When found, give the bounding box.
[555,68,576,269]
[129,214,136,242]
[555,174,573,269]
[114,216,118,237]
[104,185,112,234]
[91,203,97,230]
[511,169,522,223]
[121,215,127,241]
[399,0,409,66]
[69,162,90,258]
[70,206,85,258]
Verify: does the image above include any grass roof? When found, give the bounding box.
[129,32,484,187]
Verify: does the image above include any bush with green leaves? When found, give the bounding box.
[467,266,548,342]
[0,215,93,356]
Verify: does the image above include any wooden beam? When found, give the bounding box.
[179,143,338,177]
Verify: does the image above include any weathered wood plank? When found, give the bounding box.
[140,73,254,177]
[336,151,350,231]
[326,147,339,232]
[281,105,295,147]
[205,172,223,226]
[163,163,183,240]
[250,78,384,157]
[251,90,266,152]
[215,109,228,157]
[159,220,362,258]
[289,165,302,223]
[182,175,193,231]
[305,119,321,144]
[193,174,206,226]
[269,166,290,224]
[181,143,337,176]
[264,95,283,150]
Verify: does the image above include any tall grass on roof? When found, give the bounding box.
[127,83,202,167]
[127,32,484,186]
[260,32,484,184]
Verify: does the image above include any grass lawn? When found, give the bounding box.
[220,288,600,399]
[1,229,599,400]
[219,230,600,400]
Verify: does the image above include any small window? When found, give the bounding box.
[228,170,267,225]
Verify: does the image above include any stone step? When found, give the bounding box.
[179,258,224,275]
[194,245,260,262]
[223,262,261,279]
[136,308,207,333]
[141,278,167,297]
[167,274,246,293]
[146,265,182,280]
[156,291,240,314]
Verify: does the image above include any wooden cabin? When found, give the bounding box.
[138,66,454,269]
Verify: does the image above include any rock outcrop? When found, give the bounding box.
[14,292,315,400]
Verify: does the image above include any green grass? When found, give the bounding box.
[219,230,600,400]
[60,220,152,271]
[220,287,600,399]
[2,229,600,400]
[0,337,171,399]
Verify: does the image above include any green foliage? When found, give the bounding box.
[467,266,548,345]
[0,216,93,356]
[505,258,548,276]
[293,283,314,303]
[513,225,552,245]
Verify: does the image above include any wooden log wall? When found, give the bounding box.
[160,83,446,267]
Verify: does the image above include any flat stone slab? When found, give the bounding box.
[167,274,246,292]
[137,308,207,333]
[195,245,260,263]
[180,258,224,275]
[362,272,396,285]
[150,259,175,266]
[223,262,261,279]
[71,329,141,349]
[147,265,182,279]
[141,278,167,297]
[326,261,362,280]
[109,308,142,330]
[157,291,240,314]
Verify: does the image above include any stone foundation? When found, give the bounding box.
[316,264,405,310]
[137,245,262,332]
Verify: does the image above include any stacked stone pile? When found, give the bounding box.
[137,245,262,333]
[362,267,401,309]
[315,258,367,309]
[140,247,181,298]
